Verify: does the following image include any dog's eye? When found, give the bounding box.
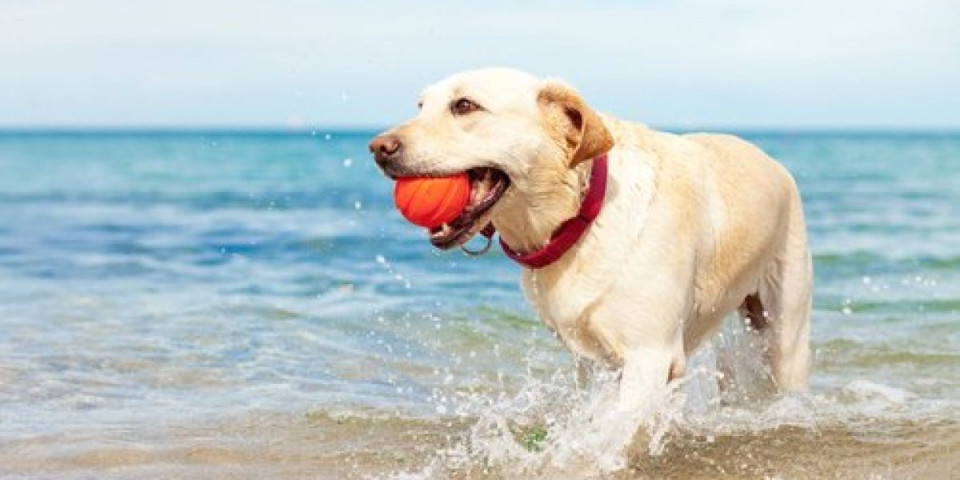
[451,98,482,116]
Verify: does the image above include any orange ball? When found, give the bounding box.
[394,173,470,228]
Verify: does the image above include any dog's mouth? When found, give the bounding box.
[428,168,510,249]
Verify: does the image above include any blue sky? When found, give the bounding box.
[2,0,958,129]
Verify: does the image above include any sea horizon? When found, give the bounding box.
[2,125,960,136]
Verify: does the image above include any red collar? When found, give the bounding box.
[481,154,608,269]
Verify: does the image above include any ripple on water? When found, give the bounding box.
[1,131,959,479]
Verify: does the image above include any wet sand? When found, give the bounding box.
[2,410,956,479]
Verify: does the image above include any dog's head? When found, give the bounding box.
[370,68,613,249]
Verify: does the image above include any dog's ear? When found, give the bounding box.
[538,79,614,166]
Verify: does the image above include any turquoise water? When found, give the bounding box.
[0,130,958,478]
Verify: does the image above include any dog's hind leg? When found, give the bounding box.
[758,196,813,391]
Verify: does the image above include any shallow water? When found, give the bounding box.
[0,130,957,479]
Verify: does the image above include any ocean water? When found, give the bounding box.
[0,130,957,479]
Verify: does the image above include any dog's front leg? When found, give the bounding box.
[618,345,680,414]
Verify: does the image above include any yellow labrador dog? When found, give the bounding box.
[370,68,812,413]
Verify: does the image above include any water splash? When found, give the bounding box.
[385,317,952,479]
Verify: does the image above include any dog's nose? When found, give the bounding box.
[369,133,402,166]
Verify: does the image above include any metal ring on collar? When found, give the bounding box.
[460,234,493,256]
